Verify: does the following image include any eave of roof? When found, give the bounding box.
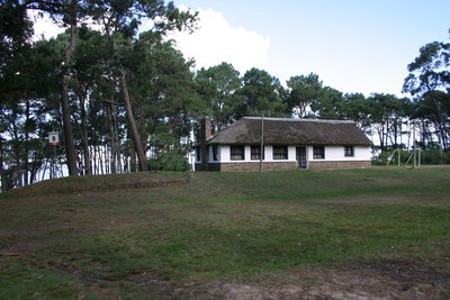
[206,117,372,146]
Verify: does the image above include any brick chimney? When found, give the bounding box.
[199,118,212,171]
[201,117,212,142]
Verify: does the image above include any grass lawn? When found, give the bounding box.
[0,168,449,298]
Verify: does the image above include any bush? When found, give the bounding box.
[420,150,450,165]
[372,149,411,166]
[373,149,450,166]
[147,151,190,172]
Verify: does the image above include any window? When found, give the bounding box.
[273,146,288,160]
[313,146,325,159]
[230,146,245,160]
[344,146,354,157]
[196,148,201,162]
[251,146,265,160]
[212,145,219,161]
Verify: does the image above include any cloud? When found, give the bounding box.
[167,8,271,75]
[29,7,271,76]
[28,10,64,41]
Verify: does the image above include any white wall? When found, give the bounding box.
[308,146,371,161]
[201,145,372,163]
[217,145,296,163]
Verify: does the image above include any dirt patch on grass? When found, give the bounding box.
[167,260,449,299]
[57,257,449,299]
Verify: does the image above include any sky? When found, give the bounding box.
[165,0,450,97]
[33,0,450,97]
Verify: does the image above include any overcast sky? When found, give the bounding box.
[33,0,450,97]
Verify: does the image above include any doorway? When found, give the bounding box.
[296,147,307,169]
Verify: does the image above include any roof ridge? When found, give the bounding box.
[242,117,355,124]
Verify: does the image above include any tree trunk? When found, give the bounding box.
[23,101,30,186]
[119,70,148,172]
[106,102,117,174]
[377,126,384,152]
[79,94,91,175]
[29,152,39,184]
[105,146,110,174]
[0,135,4,192]
[61,19,78,176]
[99,146,104,175]
[426,84,450,150]
[12,115,22,188]
[393,119,398,149]
[130,142,137,173]
[93,146,98,175]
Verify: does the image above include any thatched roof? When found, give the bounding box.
[207,117,372,146]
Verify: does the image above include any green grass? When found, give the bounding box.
[0,168,449,298]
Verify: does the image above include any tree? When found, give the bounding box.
[366,93,412,151]
[340,93,369,124]
[196,62,242,130]
[2,0,93,176]
[0,26,64,189]
[70,27,113,175]
[89,0,197,171]
[286,73,324,118]
[238,68,287,118]
[0,0,34,79]
[310,86,343,119]
[127,37,202,157]
[403,37,450,149]
[1,1,204,188]
[411,90,450,149]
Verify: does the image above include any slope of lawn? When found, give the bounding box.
[0,168,449,298]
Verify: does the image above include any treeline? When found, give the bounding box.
[1,1,449,190]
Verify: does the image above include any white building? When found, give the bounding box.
[195,117,372,171]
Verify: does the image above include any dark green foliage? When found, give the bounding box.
[196,62,242,130]
[372,149,412,165]
[420,150,450,164]
[373,149,450,165]
[310,86,344,118]
[366,93,413,151]
[0,0,33,60]
[1,4,449,192]
[403,41,450,96]
[403,39,450,149]
[0,0,200,187]
[238,68,288,118]
[286,73,324,118]
[147,151,190,171]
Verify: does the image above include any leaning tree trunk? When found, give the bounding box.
[61,19,78,176]
[119,70,148,172]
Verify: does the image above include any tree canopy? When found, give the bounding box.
[0,6,449,191]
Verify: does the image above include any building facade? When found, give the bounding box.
[195,117,372,171]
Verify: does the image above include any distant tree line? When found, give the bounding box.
[1,1,449,190]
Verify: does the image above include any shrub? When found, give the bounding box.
[372,149,411,166]
[373,149,450,165]
[147,151,190,172]
[420,150,450,164]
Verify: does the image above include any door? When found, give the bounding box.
[296,147,307,169]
